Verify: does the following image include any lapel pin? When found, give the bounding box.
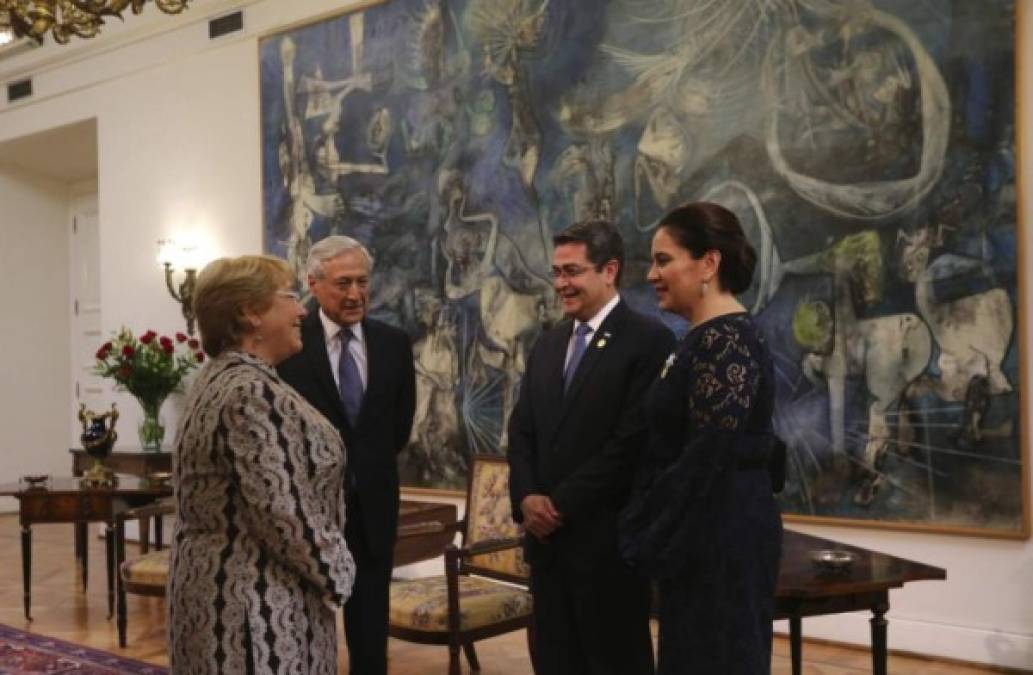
[660,352,676,379]
[596,331,612,349]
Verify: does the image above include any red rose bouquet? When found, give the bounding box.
[94,328,203,449]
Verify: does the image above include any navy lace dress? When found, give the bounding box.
[620,313,782,674]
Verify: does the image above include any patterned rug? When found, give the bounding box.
[0,624,166,674]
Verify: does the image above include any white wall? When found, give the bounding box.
[0,1,1030,668]
[0,166,71,510]
[0,0,345,437]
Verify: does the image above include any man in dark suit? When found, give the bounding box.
[278,235,416,675]
[508,220,675,675]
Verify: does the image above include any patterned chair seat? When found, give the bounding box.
[390,575,532,633]
[121,549,170,589]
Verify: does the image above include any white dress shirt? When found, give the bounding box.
[564,293,620,371]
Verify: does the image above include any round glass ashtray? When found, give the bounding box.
[810,549,857,573]
[19,474,50,489]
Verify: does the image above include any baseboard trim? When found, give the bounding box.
[775,616,1033,672]
[775,631,1032,673]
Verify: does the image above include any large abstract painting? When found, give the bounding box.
[260,0,1027,536]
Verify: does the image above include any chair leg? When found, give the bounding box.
[526,624,537,674]
[117,581,127,648]
[463,642,480,671]
[448,644,462,675]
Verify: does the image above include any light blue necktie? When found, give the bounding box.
[337,329,363,425]
[563,323,593,393]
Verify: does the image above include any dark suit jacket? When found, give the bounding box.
[278,310,416,558]
[508,299,675,569]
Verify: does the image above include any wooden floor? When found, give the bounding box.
[0,515,1000,674]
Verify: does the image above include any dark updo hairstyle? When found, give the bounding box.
[658,202,756,294]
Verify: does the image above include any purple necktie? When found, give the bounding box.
[337,329,363,425]
[564,323,593,392]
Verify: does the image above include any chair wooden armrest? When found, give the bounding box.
[116,498,175,554]
[117,499,176,524]
[114,499,175,552]
[460,536,523,558]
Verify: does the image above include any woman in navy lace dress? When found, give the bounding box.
[620,202,782,674]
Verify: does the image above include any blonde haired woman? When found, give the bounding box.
[168,254,354,674]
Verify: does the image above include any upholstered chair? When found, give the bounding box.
[389,455,534,675]
[114,499,175,648]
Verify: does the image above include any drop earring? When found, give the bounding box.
[700,279,709,298]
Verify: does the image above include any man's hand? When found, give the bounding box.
[520,494,563,540]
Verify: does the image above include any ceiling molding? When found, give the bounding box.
[0,117,97,182]
[0,37,40,61]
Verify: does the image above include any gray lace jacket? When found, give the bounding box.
[168,350,354,674]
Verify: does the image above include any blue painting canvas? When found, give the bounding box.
[260,0,1026,536]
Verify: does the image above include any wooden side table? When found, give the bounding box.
[0,478,172,620]
[395,500,459,567]
[776,529,946,675]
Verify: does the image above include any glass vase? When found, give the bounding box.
[136,397,167,452]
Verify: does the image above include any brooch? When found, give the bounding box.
[660,352,676,379]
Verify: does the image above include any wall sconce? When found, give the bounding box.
[157,238,200,336]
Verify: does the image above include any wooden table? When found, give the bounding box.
[69,448,173,558]
[395,500,459,567]
[776,529,946,675]
[0,478,172,621]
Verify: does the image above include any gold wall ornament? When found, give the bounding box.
[163,261,197,336]
[0,0,191,45]
[157,237,207,336]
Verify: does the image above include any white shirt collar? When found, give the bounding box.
[574,293,620,336]
[319,308,364,346]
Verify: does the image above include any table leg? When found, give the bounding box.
[105,523,115,619]
[871,598,889,675]
[789,615,802,675]
[21,525,32,621]
[75,522,88,590]
[155,514,164,551]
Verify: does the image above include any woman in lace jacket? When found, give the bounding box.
[168,255,355,674]
[620,202,783,674]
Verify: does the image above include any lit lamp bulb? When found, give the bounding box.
[0,9,13,47]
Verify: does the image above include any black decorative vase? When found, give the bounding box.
[78,403,119,487]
